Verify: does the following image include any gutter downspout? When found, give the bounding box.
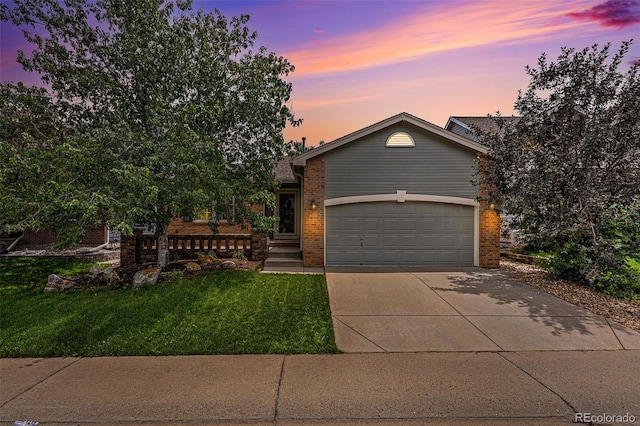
[89,227,110,252]
[4,234,24,253]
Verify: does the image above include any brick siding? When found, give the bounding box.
[478,155,501,268]
[302,155,325,267]
[23,226,108,246]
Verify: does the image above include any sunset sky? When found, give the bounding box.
[2,0,639,145]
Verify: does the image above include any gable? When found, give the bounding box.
[293,112,488,168]
[324,122,478,200]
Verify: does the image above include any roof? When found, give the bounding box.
[293,112,489,166]
[445,116,519,141]
[275,156,297,183]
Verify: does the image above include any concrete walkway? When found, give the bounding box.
[2,268,639,425]
[325,268,640,352]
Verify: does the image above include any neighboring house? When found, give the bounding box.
[288,112,500,268]
[20,225,109,246]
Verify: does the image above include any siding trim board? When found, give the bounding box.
[324,191,479,208]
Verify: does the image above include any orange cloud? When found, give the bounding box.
[285,0,591,77]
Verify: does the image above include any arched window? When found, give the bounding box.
[386,132,415,147]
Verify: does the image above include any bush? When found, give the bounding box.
[544,241,590,285]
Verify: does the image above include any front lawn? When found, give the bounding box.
[0,257,337,357]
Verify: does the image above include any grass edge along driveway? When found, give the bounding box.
[0,257,338,357]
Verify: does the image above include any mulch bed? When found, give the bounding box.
[499,260,640,332]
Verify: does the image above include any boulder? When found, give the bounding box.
[185,262,201,272]
[198,254,215,264]
[132,267,162,288]
[221,260,236,270]
[44,274,75,292]
[88,266,120,284]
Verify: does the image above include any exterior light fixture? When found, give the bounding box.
[310,200,317,210]
[489,203,496,210]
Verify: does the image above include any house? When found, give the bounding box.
[283,112,500,268]
[128,112,501,268]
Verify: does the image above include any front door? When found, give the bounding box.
[277,192,298,238]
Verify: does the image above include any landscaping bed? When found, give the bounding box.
[500,260,640,333]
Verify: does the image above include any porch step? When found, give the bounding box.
[268,247,301,259]
[264,257,304,268]
[269,238,300,248]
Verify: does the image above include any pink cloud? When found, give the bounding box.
[284,0,588,77]
[313,29,324,34]
[567,0,640,28]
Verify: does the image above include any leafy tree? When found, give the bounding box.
[1,0,299,265]
[478,41,640,292]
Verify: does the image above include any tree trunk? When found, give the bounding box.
[157,222,169,267]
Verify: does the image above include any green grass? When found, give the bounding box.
[0,257,338,357]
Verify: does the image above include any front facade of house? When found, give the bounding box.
[283,112,500,268]
[166,112,500,268]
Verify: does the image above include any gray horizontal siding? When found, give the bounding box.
[325,123,478,200]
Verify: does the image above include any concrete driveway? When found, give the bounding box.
[325,268,640,352]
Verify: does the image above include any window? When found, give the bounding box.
[194,208,213,221]
[194,198,237,223]
[386,132,415,147]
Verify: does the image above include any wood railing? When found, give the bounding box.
[123,233,255,265]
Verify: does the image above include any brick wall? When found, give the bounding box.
[478,155,500,268]
[302,155,325,267]
[168,219,247,235]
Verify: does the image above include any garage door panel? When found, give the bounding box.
[421,219,436,231]
[440,235,455,247]
[422,235,437,247]
[381,250,399,263]
[459,251,474,264]
[440,251,456,264]
[383,219,398,230]
[344,218,361,231]
[362,235,379,246]
[402,219,417,230]
[364,218,379,230]
[441,218,455,231]
[343,234,361,249]
[326,202,474,266]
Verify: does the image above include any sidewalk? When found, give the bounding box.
[2,351,639,425]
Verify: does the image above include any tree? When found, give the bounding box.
[0,82,109,246]
[1,0,299,265]
[478,41,640,291]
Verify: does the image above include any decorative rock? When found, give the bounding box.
[198,254,215,264]
[44,274,75,292]
[88,266,102,280]
[132,267,162,288]
[100,267,119,283]
[221,260,236,270]
[48,274,64,287]
[185,262,201,272]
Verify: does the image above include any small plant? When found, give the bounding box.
[232,249,246,260]
[160,270,183,282]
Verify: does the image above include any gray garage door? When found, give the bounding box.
[326,201,474,266]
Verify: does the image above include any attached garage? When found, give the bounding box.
[326,201,475,266]
[292,112,501,268]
